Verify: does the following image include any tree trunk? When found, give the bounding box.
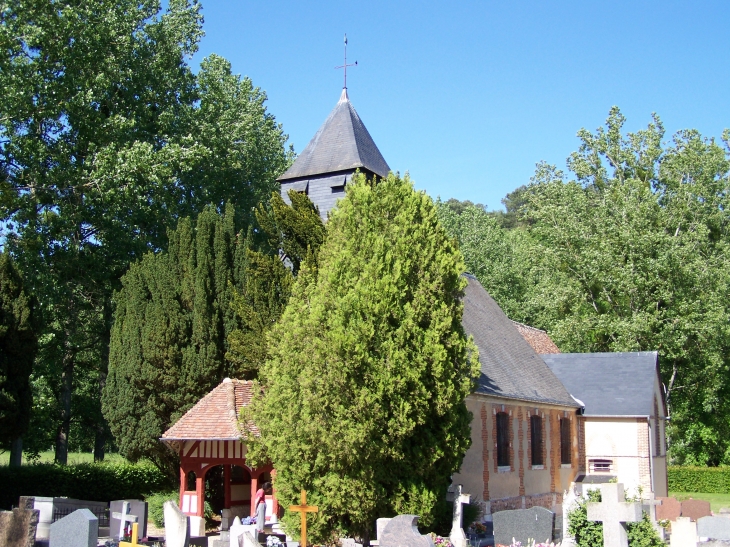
[55,344,74,465]
[9,437,22,466]
[94,301,113,462]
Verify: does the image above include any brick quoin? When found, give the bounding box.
[577,416,586,474]
[481,403,490,501]
[549,410,560,493]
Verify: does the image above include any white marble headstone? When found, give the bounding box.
[164,501,190,547]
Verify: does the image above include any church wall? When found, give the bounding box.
[454,394,581,516]
[583,418,653,496]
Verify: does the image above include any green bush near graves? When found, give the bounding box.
[0,461,173,510]
[668,465,730,493]
[145,490,179,528]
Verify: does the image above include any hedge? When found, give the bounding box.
[0,462,174,510]
[668,466,730,493]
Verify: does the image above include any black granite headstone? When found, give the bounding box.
[492,506,554,547]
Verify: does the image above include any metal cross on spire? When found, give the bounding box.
[335,34,357,89]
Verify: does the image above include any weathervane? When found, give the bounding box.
[335,34,357,89]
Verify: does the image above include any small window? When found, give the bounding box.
[560,418,571,465]
[530,415,543,466]
[331,185,345,193]
[496,412,510,467]
[589,459,613,473]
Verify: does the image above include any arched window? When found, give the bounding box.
[496,412,510,467]
[530,415,543,466]
[560,418,572,465]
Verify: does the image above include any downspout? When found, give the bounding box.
[647,417,655,494]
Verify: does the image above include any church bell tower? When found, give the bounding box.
[277,88,390,219]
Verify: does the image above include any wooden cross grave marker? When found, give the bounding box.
[289,489,318,547]
[119,523,139,547]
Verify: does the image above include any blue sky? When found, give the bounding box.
[190,1,729,210]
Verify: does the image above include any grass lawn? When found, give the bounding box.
[670,492,730,513]
[1,450,128,466]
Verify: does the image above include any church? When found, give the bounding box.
[161,85,668,529]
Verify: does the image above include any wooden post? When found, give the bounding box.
[119,523,139,547]
[289,489,318,547]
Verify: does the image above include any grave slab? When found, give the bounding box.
[586,483,641,547]
[682,499,712,521]
[0,508,39,547]
[699,516,730,541]
[379,515,434,547]
[656,497,681,522]
[492,506,554,547]
[110,500,147,540]
[670,517,697,547]
[49,509,98,547]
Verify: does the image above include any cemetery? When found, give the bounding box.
[1,4,729,547]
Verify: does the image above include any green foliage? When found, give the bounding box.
[145,490,179,528]
[0,461,172,510]
[227,191,325,377]
[0,0,290,462]
[0,252,37,450]
[567,489,663,547]
[667,466,730,493]
[247,173,480,542]
[103,205,248,475]
[441,109,730,464]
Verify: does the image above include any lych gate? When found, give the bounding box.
[161,378,278,520]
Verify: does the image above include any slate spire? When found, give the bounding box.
[277,90,390,219]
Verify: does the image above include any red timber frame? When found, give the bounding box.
[177,439,278,518]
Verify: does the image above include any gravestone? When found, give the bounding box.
[449,485,470,547]
[379,515,434,547]
[19,497,107,541]
[49,509,98,547]
[656,497,681,522]
[492,506,554,547]
[0,508,39,547]
[241,532,261,547]
[370,518,392,546]
[110,500,147,540]
[699,516,730,541]
[230,517,257,547]
[670,517,698,547]
[164,501,190,547]
[586,483,642,547]
[682,499,712,521]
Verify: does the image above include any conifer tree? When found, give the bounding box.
[246,174,479,542]
[0,252,38,465]
[103,204,247,472]
[227,191,325,376]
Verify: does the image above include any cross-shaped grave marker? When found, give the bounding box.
[112,501,139,541]
[642,493,665,540]
[119,523,139,547]
[586,483,642,547]
[289,490,318,547]
[449,484,471,547]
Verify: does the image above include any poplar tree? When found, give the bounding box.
[246,174,479,542]
[0,252,38,466]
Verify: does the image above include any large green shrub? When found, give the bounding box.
[145,491,179,528]
[0,462,173,509]
[668,466,730,493]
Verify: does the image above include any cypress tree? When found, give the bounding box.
[246,174,479,542]
[0,252,38,465]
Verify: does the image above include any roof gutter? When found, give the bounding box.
[471,390,581,409]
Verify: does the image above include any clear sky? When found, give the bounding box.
[190,1,730,210]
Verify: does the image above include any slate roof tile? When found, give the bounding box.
[277,89,390,181]
[462,275,578,408]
